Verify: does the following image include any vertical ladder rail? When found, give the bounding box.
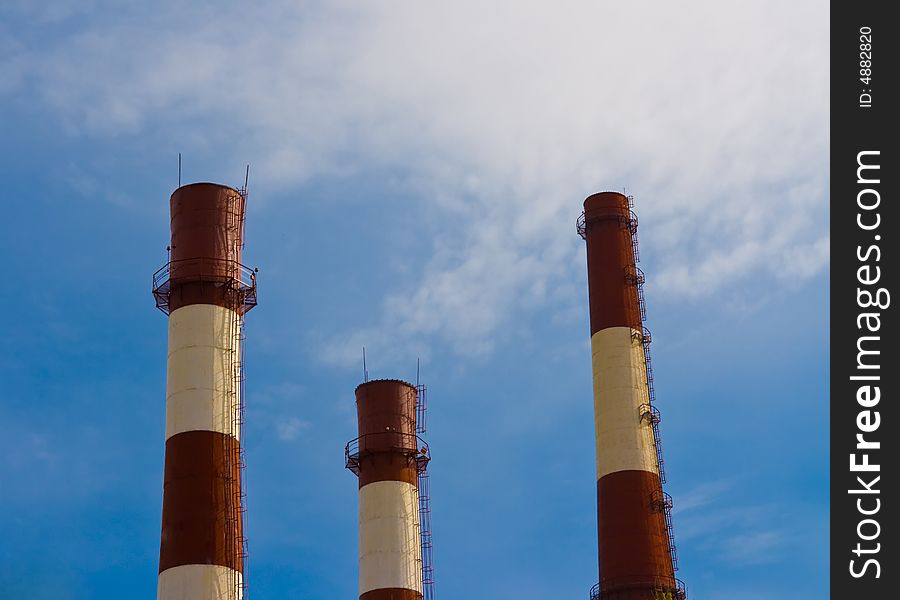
[415,384,434,600]
[224,303,246,598]
[223,187,249,599]
[418,469,435,600]
[235,186,249,597]
[236,315,248,597]
[628,204,680,578]
[415,384,427,435]
[635,328,665,484]
[222,305,235,598]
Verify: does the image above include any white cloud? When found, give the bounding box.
[673,479,824,571]
[248,382,313,441]
[275,416,310,442]
[2,0,828,361]
[720,530,784,566]
[672,479,732,515]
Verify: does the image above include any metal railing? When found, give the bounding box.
[624,265,646,322]
[650,489,674,513]
[650,489,680,572]
[344,432,431,476]
[590,577,686,600]
[152,257,258,315]
[625,210,639,234]
[624,265,646,287]
[416,384,428,434]
[638,403,667,484]
[576,209,638,240]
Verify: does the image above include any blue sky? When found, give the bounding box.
[0,2,828,599]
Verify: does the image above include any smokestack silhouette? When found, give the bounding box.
[345,379,433,600]
[578,192,685,600]
[152,182,258,599]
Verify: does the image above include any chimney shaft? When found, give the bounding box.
[580,192,682,599]
[153,182,257,600]
[348,379,425,600]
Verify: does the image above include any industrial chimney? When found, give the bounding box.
[577,192,685,600]
[151,182,258,599]
[345,379,435,600]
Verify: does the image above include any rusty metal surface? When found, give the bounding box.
[354,379,421,487]
[158,430,244,573]
[583,192,642,335]
[164,183,252,313]
[170,183,244,268]
[356,380,418,451]
[596,470,675,593]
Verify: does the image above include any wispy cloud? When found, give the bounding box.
[720,530,785,566]
[275,416,310,442]
[249,381,313,442]
[674,479,809,569]
[1,0,828,361]
[673,479,734,514]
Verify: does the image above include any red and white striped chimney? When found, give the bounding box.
[152,182,258,600]
[578,192,684,600]
[346,379,428,600]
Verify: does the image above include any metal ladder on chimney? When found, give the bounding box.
[635,327,667,485]
[223,186,249,599]
[625,201,681,581]
[415,384,435,600]
[229,310,249,598]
